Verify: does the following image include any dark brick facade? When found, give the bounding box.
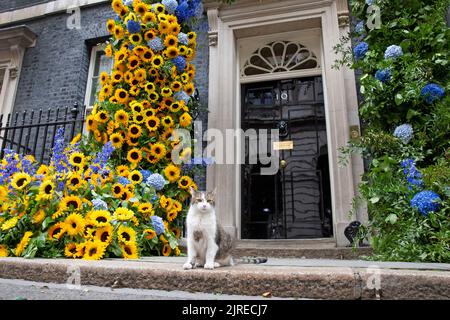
[0,0,53,13]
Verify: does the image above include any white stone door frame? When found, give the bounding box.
[205,0,365,246]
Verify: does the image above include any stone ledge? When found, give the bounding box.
[0,257,449,300]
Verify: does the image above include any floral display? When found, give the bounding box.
[336,0,449,262]
[0,0,204,259]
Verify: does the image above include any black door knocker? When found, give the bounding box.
[277,120,289,138]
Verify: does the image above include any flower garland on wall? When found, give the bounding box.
[337,0,449,262]
[0,0,204,259]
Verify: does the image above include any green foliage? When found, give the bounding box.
[336,0,450,262]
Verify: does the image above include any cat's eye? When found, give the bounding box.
[207,199,213,203]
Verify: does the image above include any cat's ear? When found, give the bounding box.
[210,187,217,198]
[189,186,196,197]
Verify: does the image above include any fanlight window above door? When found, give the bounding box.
[241,41,320,78]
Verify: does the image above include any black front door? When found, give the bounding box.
[241,76,333,239]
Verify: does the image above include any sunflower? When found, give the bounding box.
[169,22,181,34]
[132,113,145,124]
[129,33,143,46]
[126,124,141,139]
[1,216,18,231]
[126,135,140,147]
[99,71,109,85]
[105,44,113,57]
[144,108,156,118]
[161,115,174,128]
[148,91,160,103]
[151,55,164,69]
[90,210,111,227]
[144,28,157,41]
[170,81,183,93]
[127,55,141,70]
[130,102,143,113]
[128,170,143,184]
[184,83,195,96]
[86,114,98,131]
[121,242,139,259]
[146,153,159,164]
[164,164,181,183]
[60,195,83,212]
[161,87,173,98]
[32,210,46,224]
[163,34,178,47]
[36,164,49,176]
[158,20,170,34]
[110,132,124,148]
[0,245,8,257]
[67,172,83,191]
[114,207,135,221]
[142,12,157,23]
[15,231,33,257]
[114,88,129,104]
[64,213,85,237]
[144,83,155,94]
[143,228,156,240]
[117,225,137,244]
[167,210,178,222]
[114,109,129,125]
[11,172,31,191]
[48,222,66,240]
[187,31,197,44]
[124,70,133,83]
[38,179,55,200]
[100,85,113,99]
[114,24,125,40]
[111,0,123,13]
[116,165,129,177]
[178,175,193,190]
[111,70,123,83]
[180,147,192,162]
[134,2,148,15]
[83,240,106,260]
[161,128,173,141]
[138,202,153,215]
[170,227,181,239]
[154,3,165,14]
[145,116,160,132]
[162,243,172,257]
[180,72,189,83]
[121,189,133,201]
[112,183,125,199]
[179,112,192,127]
[140,48,154,62]
[134,68,147,82]
[69,152,86,167]
[127,148,142,164]
[64,243,79,258]
[114,49,128,65]
[150,142,167,159]
[95,224,113,245]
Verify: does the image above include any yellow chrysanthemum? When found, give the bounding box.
[83,241,107,260]
[164,164,181,183]
[121,242,139,259]
[0,245,8,257]
[11,172,31,190]
[113,207,135,221]
[69,152,86,167]
[15,231,33,257]
[117,225,137,244]
[1,216,18,231]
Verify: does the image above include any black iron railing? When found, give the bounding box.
[0,103,86,164]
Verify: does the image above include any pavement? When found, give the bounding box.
[1,256,449,300]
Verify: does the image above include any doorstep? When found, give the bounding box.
[0,257,449,299]
[178,238,373,260]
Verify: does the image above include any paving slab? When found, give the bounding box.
[0,257,449,300]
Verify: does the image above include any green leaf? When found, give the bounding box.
[42,217,53,230]
[385,214,398,224]
[395,93,403,105]
[406,109,420,120]
[369,197,380,204]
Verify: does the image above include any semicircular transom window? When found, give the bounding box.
[241,41,320,77]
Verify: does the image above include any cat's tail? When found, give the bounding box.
[234,257,268,264]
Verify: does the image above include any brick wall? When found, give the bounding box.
[0,0,53,13]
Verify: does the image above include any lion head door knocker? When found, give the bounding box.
[344,221,362,246]
[277,120,289,138]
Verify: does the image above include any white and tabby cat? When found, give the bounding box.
[183,187,267,270]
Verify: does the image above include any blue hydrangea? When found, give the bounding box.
[400,159,423,189]
[175,90,191,103]
[117,176,131,186]
[410,190,441,216]
[384,45,403,60]
[394,124,413,144]
[162,0,178,14]
[146,173,166,190]
[140,170,152,181]
[147,37,165,52]
[172,56,186,73]
[366,0,374,5]
[355,21,365,33]
[353,42,369,60]
[114,15,121,21]
[178,32,189,45]
[92,198,108,210]
[420,83,445,104]
[193,0,204,18]
[375,69,391,83]
[126,20,141,34]
[123,0,133,6]
[151,216,165,235]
